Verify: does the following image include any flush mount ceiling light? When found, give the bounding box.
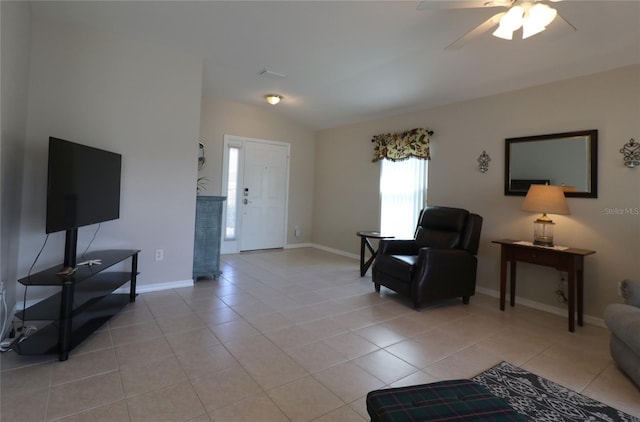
[493,2,558,40]
[265,94,282,105]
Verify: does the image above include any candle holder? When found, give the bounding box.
[620,138,639,168]
[478,150,491,173]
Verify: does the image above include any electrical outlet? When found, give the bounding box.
[294,226,301,237]
[155,249,164,261]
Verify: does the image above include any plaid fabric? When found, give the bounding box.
[367,379,527,422]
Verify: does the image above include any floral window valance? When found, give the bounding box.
[372,128,433,162]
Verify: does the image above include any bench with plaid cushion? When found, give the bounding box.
[366,379,527,421]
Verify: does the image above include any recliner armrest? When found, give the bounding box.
[378,239,419,256]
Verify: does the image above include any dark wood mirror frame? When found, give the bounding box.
[505,130,598,198]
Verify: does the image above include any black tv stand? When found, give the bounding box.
[16,249,140,361]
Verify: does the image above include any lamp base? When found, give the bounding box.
[533,219,555,247]
[533,237,554,247]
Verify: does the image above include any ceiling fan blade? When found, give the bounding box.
[417,0,511,10]
[445,12,506,50]
[556,11,576,32]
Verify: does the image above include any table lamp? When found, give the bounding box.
[521,184,570,246]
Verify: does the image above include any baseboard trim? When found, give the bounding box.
[114,279,194,295]
[285,242,313,249]
[475,286,605,328]
[310,243,359,260]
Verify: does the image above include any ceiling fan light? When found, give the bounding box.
[493,25,514,40]
[501,5,525,31]
[528,4,558,28]
[522,21,546,39]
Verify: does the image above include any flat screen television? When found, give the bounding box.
[46,137,122,267]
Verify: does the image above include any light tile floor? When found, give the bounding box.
[2,247,639,421]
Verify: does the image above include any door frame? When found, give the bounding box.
[220,134,290,254]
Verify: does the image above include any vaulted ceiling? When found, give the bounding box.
[30,1,640,130]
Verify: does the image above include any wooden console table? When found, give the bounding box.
[356,231,394,276]
[492,239,595,332]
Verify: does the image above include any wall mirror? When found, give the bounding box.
[505,130,598,198]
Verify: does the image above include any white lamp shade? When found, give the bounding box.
[502,6,525,30]
[522,4,557,39]
[493,6,524,40]
[493,3,558,41]
[522,20,546,39]
[529,4,557,28]
[493,25,514,40]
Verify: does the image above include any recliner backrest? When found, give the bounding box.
[414,206,469,249]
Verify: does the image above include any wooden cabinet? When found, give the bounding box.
[16,249,139,361]
[193,196,226,280]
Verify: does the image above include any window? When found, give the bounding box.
[380,158,427,238]
[225,146,240,240]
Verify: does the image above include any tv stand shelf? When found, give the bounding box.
[16,249,140,361]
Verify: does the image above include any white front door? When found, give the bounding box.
[221,136,289,253]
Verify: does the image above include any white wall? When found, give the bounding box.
[314,65,640,319]
[199,97,316,246]
[17,17,203,297]
[1,0,32,327]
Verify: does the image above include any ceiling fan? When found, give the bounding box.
[417,0,576,49]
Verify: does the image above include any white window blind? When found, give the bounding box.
[380,158,428,239]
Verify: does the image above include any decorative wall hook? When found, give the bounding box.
[477,150,491,173]
[620,138,640,168]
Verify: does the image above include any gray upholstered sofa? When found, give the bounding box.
[604,279,640,388]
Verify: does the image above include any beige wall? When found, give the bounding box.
[18,17,203,295]
[0,0,31,324]
[199,97,316,246]
[314,64,640,319]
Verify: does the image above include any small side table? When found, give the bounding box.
[357,231,394,276]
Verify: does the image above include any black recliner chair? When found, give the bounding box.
[372,206,483,309]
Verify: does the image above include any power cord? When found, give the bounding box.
[80,224,101,260]
[0,321,18,352]
[556,274,568,304]
[0,323,37,352]
[1,282,30,352]
[0,283,8,343]
[13,234,50,345]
